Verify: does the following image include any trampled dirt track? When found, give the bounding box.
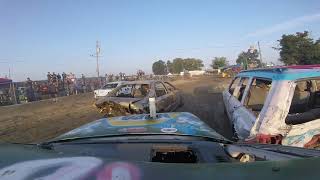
[0,76,232,143]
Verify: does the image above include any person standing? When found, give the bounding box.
[57,73,61,85]
[62,72,67,90]
[81,74,86,93]
[33,82,41,101]
[26,78,35,102]
[47,72,51,84]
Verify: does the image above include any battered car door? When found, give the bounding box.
[228,77,257,139]
[233,78,272,140]
[155,82,170,112]
[223,77,241,121]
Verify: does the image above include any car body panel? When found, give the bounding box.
[1,143,320,179]
[238,68,320,81]
[223,77,256,139]
[53,112,227,142]
[223,66,320,148]
[283,119,320,147]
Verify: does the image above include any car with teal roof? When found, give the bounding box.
[223,65,320,148]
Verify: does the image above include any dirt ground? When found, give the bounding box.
[0,76,232,143]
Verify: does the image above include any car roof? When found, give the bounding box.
[237,65,320,81]
[119,80,162,85]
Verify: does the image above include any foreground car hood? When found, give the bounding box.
[1,144,320,180]
[53,112,227,142]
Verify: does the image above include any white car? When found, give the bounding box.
[223,65,320,148]
[94,81,124,98]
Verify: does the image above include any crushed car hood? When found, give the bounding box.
[52,112,227,142]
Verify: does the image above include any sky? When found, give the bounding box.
[0,0,320,81]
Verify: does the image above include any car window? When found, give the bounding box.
[164,82,175,92]
[114,84,133,97]
[243,78,272,116]
[286,78,320,125]
[155,82,167,97]
[111,84,150,98]
[234,77,249,101]
[103,83,118,89]
[229,77,240,94]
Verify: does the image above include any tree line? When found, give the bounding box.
[152,31,320,75]
[235,30,320,66]
[152,58,204,75]
[274,31,320,65]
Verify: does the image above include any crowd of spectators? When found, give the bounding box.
[22,72,102,102]
[1,70,150,105]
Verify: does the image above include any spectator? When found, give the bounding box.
[62,72,67,82]
[33,81,41,101]
[81,74,87,93]
[47,72,51,83]
[52,72,57,84]
[57,73,61,83]
[62,72,67,89]
[26,78,35,102]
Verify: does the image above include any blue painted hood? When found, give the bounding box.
[53,112,227,141]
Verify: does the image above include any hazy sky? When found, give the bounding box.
[1,0,320,81]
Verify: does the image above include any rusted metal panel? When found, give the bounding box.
[283,119,320,147]
[232,106,256,139]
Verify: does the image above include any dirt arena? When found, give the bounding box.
[0,76,232,143]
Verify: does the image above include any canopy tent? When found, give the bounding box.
[0,78,12,86]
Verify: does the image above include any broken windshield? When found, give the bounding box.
[103,83,118,89]
[109,84,150,98]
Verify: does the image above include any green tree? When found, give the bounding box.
[171,58,184,73]
[166,60,174,73]
[152,60,167,75]
[275,31,320,65]
[211,57,228,69]
[170,58,204,73]
[182,58,204,71]
[236,48,261,69]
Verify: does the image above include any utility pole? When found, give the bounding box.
[90,41,102,86]
[258,41,263,66]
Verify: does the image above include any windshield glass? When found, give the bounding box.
[103,83,118,89]
[108,84,150,98]
[1,1,320,174]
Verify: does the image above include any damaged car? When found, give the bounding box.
[223,65,320,148]
[94,81,125,99]
[95,80,183,117]
[2,110,320,179]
